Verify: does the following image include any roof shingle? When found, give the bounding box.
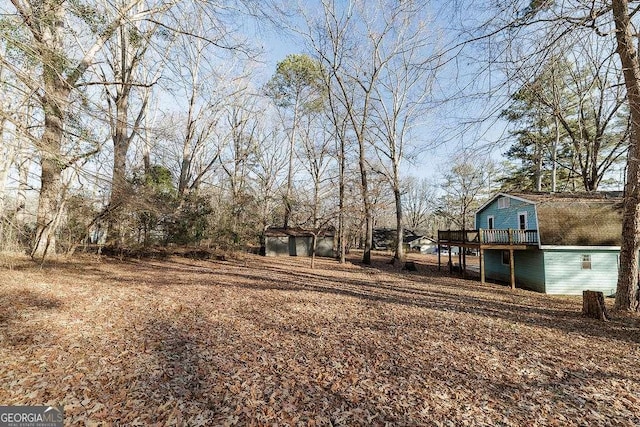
[508,192,623,246]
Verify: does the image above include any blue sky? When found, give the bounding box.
[247,4,509,186]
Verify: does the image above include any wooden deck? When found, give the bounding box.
[437,229,539,289]
[438,229,538,249]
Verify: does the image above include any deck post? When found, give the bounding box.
[478,228,484,284]
[461,229,466,277]
[437,232,441,271]
[462,250,466,277]
[480,247,485,284]
[458,245,463,276]
[448,244,453,273]
[507,229,515,289]
[509,248,515,290]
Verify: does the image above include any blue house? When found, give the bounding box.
[438,192,623,295]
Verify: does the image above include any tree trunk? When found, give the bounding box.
[358,128,372,265]
[310,233,317,269]
[30,1,71,259]
[15,151,30,226]
[551,115,559,192]
[338,134,346,263]
[582,290,610,321]
[32,148,64,259]
[363,208,372,264]
[612,0,640,311]
[32,75,69,258]
[178,89,198,197]
[284,95,300,229]
[359,142,373,265]
[0,125,12,219]
[107,88,131,246]
[393,185,404,263]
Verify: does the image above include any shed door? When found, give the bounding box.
[288,236,297,256]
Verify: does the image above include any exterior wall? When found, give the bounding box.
[419,243,437,254]
[483,249,545,292]
[543,249,618,296]
[408,238,437,253]
[316,237,334,257]
[476,196,537,230]
[265,235,335,257]
[293,236,312,256]
[513,250,546,292]
[265,236,289,257]
[483,250,509,282]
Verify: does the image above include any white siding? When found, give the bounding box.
[544,249,618,296]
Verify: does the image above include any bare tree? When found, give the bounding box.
[438,157,494,231]
[218,90,261,245]
[251,125,288,235]
[297,114,336,267]
[368,3,440,263]
[167,42,225,197]
[320,57,352,263]
[3,0,180,258]
[402,176,438,234]
[305,0,433,264]
[0,49,17,225]
[99,2,166,244]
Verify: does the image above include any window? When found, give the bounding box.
[518,212,527,230]
[582,254,592,270]
[487,216,494,229]
[498,197,510,209]
[502,250,510,266]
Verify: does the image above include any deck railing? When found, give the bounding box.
[438,229,538,246]
[437,230,479,243]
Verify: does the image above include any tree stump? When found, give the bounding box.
[582,290,609,321]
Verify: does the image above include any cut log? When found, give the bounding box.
[582,290,609,321]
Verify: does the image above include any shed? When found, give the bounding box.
[264,227,335,258]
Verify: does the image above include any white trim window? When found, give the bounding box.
[487,216,495,229]
[498,197,510,209]
[518,212,528,230]
[582,254,592,270]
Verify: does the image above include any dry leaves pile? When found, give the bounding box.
[0,252,639,426]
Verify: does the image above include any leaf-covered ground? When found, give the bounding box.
[0,252,639,426]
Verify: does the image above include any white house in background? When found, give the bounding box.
[406,235,438,254]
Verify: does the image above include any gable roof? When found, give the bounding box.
[476,192,536,214]
[492,192,624,246]
[404,235,423,243]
